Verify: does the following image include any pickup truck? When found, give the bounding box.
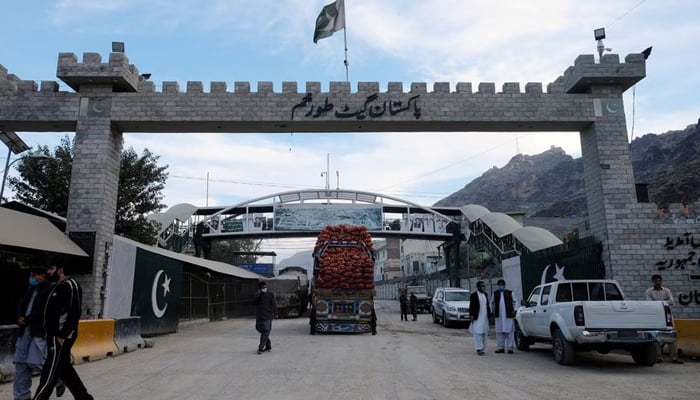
[514,279,676,366]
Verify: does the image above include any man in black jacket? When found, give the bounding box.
[469,281,491,355]
[32,263,93,400]
[253,281,277,354]
[13,266,65,400]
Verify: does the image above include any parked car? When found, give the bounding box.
[515,279,676,366]
[431,287,471,328]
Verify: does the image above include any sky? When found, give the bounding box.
[1,0,698,262]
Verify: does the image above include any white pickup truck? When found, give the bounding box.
[514,279,676,365]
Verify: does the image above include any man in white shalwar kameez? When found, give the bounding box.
[491,279,518,354]
[469,281,491,355]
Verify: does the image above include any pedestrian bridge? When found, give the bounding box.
[149,189,562,261]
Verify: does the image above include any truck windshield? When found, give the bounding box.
[445,291,470,301]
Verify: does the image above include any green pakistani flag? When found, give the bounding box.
[313,0,345,43]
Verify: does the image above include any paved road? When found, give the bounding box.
[2,300,697,400]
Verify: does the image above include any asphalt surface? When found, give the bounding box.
[1,300,697,400]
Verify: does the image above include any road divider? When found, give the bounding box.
[113,317,145,353]
[71,319,119,364]
[0,325,18,383]
[675,318,700,358]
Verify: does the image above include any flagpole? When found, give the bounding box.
[342,0,348,82]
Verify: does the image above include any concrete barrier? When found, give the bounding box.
[0,325,18,383]
[71,319,119,364]
[113,317,145,354]
[675,318,700,358]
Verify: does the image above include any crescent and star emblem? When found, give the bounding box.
[605,100,620,114]
[151,269,171,318]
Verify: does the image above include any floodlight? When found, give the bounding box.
[111,42,125,53]
[140,73,152,80]
[594,28,606,41]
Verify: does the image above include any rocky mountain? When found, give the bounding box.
[434,119,700,218]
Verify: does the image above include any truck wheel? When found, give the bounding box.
[631,344,657,366]
[515,322,531,351]
[552,328,574,365]
[432,310,439,324]
[443,312,452,328]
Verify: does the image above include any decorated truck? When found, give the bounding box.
[309,225,376,334]
[265,266,309,318]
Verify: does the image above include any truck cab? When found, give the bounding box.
[406,285,432,313]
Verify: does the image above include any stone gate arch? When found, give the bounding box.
[2,48,697,318]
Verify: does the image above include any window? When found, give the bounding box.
[556,283,573,302]
[527,287,541,307]
[604,283,624,301]
[445,291,470,301]
[573,282,589,301]
[541,285,552,305]
[589,282,605,301]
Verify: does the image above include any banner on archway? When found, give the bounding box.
[274,204,382,230]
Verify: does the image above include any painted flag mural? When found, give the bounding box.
[131,248,183,336]
[313,0,345,43]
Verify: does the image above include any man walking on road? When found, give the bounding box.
[491,279,518,354]
[32,263,94,400]
[399,289,408,321]
[409,291,418,321]
[253,281,277,354]
[469,281,491,355]
[13,266,65,400]
[645,274,683,364]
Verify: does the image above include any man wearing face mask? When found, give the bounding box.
[490,279,518,354]
[253,281,277,354]
[469,281,491,355]
[13,266,65,400]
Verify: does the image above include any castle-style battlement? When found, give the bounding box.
[563,53,646,93]
[57,52,140,92]
[1,51,646,98]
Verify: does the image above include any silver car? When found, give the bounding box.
[431,287,471,328]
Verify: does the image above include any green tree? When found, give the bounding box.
[446,242,491,278]
[210,239,264,265]
[8,135,168,244]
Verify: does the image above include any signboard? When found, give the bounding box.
[222,218,243,233]
[237,263,274,277]
[401,214,448,234]
[68,231,95,274]
[274,204,382,231]
[131,248,183,336]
